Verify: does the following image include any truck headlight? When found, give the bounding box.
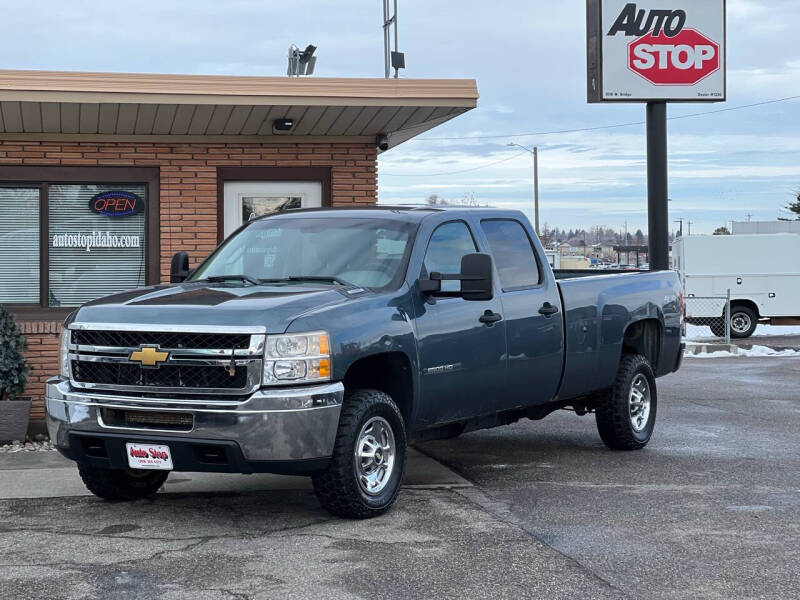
[59,327,70,379]
[263,331,331,385]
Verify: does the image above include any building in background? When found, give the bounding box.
[0,69,477,430]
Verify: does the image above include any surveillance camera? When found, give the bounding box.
[376,133,389,152]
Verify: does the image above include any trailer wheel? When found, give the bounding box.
[312,389,407,519]
[78,464,168,500]
[729,306,757,338]
[595,353,657,451]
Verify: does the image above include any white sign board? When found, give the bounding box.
[587,0,726,102]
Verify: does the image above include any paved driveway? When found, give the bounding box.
[1,356,798,599]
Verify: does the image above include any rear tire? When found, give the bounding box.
[595,353,657,450]
[78,464,168,500]
[312,389,406,519]
[729,306,757,338]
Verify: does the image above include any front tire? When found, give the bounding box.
[595,353,657,450]
[312,389,407,519]
[78,464,168,500]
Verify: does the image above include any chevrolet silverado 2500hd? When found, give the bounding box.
[47,207,684,518]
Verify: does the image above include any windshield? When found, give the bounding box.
[190,216,417,289]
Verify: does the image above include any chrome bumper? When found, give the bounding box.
[45,377,344,462]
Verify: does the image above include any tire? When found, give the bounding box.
[312,389,407,519]
[709,319,726,337]
[78,464,168,501]
[595,353,657,451]
[728,306,757,339]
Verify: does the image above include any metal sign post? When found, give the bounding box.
[587,0,726,270]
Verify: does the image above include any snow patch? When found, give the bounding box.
[686,344,800,359]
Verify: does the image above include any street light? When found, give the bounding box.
[507,142,539,235]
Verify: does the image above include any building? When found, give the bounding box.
[0,68,477,430]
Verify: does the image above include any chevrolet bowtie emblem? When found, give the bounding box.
[129,346,169,367]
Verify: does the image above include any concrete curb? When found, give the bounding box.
[685,342,738,355]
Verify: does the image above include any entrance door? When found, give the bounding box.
[223,181,322,238]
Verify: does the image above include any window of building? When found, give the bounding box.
[0,169,157,314]
[481,219,541,290]
[422,221,477,292]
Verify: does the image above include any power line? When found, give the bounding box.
[381,150,528,177]
[380,94,800,178]
[408,94,800,142]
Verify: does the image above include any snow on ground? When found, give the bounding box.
[685,324,800,342]
[685,344,800,359]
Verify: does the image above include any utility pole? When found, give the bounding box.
[646,101,669,271]
[687,221,693,236]
[745,213,753,222]
[507,142,539,235]
[674,218,684,237]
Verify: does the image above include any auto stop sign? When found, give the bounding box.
[587,0,726,101]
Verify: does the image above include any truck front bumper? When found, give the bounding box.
[45,377,344,473]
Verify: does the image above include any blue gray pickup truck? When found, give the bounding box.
[47,207,684,518]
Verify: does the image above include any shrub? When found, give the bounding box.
[0,307,28,401]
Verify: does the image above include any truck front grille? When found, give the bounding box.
[72,330,251,350]
[72,360,248,389]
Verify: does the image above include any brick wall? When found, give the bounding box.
[3,139,378,425]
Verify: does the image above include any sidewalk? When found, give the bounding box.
[0,447,471,500]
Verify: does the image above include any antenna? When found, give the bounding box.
[382,0,405,78]
[287,44,317,77]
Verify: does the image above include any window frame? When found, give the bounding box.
[0,167,159,319]
[480,218,544,293]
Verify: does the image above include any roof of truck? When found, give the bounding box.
[256,205,523,223]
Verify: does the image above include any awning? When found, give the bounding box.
[0,70,478,150]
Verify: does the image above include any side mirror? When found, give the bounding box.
[419,252,494,301]
[170,251,190,283]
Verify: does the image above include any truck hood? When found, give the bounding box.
[71,282,353,333]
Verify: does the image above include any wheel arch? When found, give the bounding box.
[342,351,414,427]
[729,298,760,318]
[621,318,663,369]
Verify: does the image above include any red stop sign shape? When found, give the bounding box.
[628,28,720,85]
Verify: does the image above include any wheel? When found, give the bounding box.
[78,464,168,501]
[709,319,726,337]
[595,353,657,450]
[729,306,757,338]
[312,389,407,519]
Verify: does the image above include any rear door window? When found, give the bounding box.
[481,219,541,290]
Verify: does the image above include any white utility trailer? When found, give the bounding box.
[673,233,800,338]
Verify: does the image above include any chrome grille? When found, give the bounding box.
[72,330,251,350]
[67,325,265,396]
[72,360,248,389]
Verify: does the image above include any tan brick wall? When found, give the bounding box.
[2,139,378,424]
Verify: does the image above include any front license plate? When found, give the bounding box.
[125,443,173,470]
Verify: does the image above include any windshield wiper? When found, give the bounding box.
[258,275,352,286]
[198,274,261,286]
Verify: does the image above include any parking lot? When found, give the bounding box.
[1,355,799,599]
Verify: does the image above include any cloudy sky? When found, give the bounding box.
[2,0,799,234]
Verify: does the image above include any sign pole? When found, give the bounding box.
[646,101,669,270]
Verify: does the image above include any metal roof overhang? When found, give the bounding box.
[0,70,477,150]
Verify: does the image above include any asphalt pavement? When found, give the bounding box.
[1,355,799,599]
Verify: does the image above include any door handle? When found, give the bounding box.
[538,302,559,316]
[479,310,503,324]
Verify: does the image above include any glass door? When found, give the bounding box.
[223,181,322,238]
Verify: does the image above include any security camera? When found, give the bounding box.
[376,133,389,152]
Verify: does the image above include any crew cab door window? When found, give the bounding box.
[422,221,477,292]
[480,219,540,290]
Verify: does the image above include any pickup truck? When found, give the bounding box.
[47,207,684,518]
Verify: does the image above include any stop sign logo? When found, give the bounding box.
[628,28,720,86]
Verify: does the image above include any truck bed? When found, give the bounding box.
[555,270,683,400]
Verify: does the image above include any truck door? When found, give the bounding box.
[479,219,564,408]
[414,220,508,425]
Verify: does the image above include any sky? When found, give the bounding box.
[1,0,798,235]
